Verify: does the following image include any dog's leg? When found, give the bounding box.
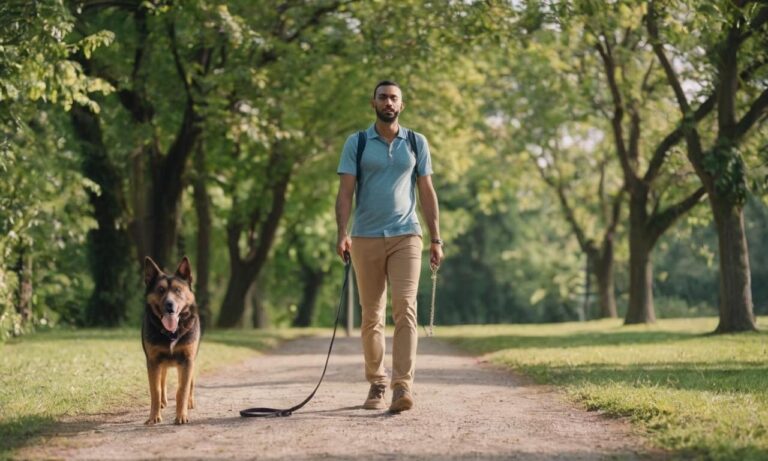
[188,376,195,410]
[175,362,194,424]
[145,363,163,425]
[160,366,168,409]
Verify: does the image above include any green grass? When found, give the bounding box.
[440,317,768,461]
[0,327,304,459]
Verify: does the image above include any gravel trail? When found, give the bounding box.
[16,335,663,460]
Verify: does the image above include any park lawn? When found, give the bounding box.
[440,317,768,461]
[0,328,306,458]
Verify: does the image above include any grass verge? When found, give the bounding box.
[0,327,304,459]
[440,317,768,461]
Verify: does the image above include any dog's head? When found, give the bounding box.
[144,256,196,334]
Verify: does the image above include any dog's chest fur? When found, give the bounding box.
[142,309,200,362]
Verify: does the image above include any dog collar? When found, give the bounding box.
[161,328,179,341]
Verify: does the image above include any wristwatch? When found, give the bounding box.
[430,238,444,246]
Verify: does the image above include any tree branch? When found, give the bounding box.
[226,219,243,264]
[606,190,624,236]
[647,1,710,175]
[643,93,717,182]
[167,20,194,104]
[733,84,768,141]
[643,53,765,184]
[245,146,294,264]
[737,1,768,45]
[533,154,590,251]
[594,37,637,188]
[80,0,139,12]
[646,1,690,113]
[649,186,706,244]
[628,107,641,163]
[280,0,356,43]
[640,58,655,96]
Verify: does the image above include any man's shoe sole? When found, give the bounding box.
[363,400,388,410]
[389,395,414,413]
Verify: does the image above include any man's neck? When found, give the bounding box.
[374,120,399,143]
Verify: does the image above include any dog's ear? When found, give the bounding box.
[175,256,194,285]
[144,257,163,287]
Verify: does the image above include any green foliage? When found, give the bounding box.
[1,0,766,330]
[704,140,749,205]
[0,0,113,337]
[0,1,114,116]
[443,317,768,460]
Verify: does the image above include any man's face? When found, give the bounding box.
[372,85,404,123]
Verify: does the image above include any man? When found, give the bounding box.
[335,80,444,413]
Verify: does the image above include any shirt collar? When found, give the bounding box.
[366,123,407,140]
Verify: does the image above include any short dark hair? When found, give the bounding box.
[373,80,401,99]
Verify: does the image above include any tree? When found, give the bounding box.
[533,147,624,319]
[1,0,112,334]
[646,0,768,332]
[213,1,359,327]
[546,1,708,324]
[486,18,626,319]
[67,1,229,325]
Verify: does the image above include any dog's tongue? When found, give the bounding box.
[162,314,179,333]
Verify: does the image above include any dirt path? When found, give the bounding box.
[17,335,662,460]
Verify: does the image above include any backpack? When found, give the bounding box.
[355,129,420,200]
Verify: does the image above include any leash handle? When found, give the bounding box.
[240,258,351,418]
[427,264,438,337]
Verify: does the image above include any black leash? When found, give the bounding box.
[240,257,351,418]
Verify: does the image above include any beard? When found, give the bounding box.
[376,107,399,123]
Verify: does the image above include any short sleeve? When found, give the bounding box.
[415,133,433,176]
[337,133,358,176]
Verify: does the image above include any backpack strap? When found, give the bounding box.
[407,128,420,182]
[355,131,366,200]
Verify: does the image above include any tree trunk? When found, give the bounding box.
[581,253,591,321]
[594,237,618,318]
[146,187,177,268]
[249,280,270,328]
[625,196,656,324]
[217,262,253,328]
[71,105,134,327]
[128,145,148,265]
[216,155,292,328]
[711,195,757,332]
[15,246,33,324]
[145,103,201,268]
[192,141,212,332]
[293,267,325,327]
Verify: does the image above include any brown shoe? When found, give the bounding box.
[363,383,387,410]
[389,385,414,413]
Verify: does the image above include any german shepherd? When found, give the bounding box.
[142,256,200,425]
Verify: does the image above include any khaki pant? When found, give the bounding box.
[351,235,422,391]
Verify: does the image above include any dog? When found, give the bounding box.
[142,256,200,425]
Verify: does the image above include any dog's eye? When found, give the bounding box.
[174,287,181,295]
[157,286,166,294]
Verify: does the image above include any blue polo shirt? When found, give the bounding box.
[337,124,433,237]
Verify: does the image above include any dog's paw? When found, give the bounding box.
[188,398,195,410]
[174,414,189,425]
[160,397,168,409]
[144,414,163,425]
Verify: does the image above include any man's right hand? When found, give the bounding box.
[337,235,352,263]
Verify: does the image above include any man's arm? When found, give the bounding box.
[335,174,356,262]
[417,175,444,268]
